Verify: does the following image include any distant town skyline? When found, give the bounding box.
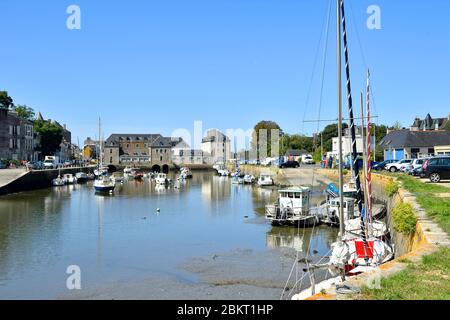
[1,0,449,142]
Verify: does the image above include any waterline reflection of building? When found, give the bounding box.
[266,226,339,256]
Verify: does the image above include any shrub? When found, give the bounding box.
[392,203,417,235]
[385,181,399,198]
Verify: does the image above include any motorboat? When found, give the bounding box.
[52,175,65,186]
[94,174,116,192]
[75,172,89,183]
[180,167,193,178]
[217,169,230,177]
[257,174,274,186]
[265,187,320,227]
[124,166,134,174]
[155,173,170,185]
[63,173,77,185]
[243,174,256,184]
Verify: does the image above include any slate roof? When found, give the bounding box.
[379,130,450,149]
[105,134,186,148]
[285,149,309,157]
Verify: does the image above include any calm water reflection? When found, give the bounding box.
[0,172,337,299]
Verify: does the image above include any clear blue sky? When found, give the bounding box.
[1,0,449,145]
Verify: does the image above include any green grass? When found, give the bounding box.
[391,203,417,235]
[361,247,450,300]
[392,174,450,235]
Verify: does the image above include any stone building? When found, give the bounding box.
[201,129,231,165]
[0,108,36,161]
[103,134,187,172]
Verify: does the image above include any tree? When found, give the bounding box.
[391,121,402,130]
[252,121,282,158]
[34,120,63,156]
[13,105,35,120]
[281,134,314,155]
[0,91,14,109]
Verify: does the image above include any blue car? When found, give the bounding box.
[0,162,7,169]
[372,160,396,171]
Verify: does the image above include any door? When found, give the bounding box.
[395,149,405,160]
[440,158,450,179]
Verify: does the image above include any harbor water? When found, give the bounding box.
[0,171,338,299]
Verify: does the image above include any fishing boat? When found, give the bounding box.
[265,187,320,227]
[63,173,77,185]
[257,174,274,186]
[155,173,170,185]
[75,172,88,183]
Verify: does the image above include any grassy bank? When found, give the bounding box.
[358,173,450,300]
[360,247,450,300]
[393,174,450,235]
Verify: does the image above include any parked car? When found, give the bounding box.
[372,160,396,171]
[423,156,450,183]
[405,158,428,174]
[302,155,315,165]
[279,161,300,169]
[385,159,413,172]
[0,162,6,169]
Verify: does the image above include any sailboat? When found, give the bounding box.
[293,0,392,299]
[94,118,115,193]
[327,0,393,277]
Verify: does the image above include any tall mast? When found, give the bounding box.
[337,0,345,239]
[340,0,369,262]
[360,92,369,229]
[366,70,373,227]
[99,117,102,168]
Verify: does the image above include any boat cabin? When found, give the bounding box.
[278,187,311,213]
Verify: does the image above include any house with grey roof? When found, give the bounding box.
[411,113,450,131]
[378,129,450,160]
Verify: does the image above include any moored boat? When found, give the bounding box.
[63,173,77,185]
[75,172,89,183]
[257,174,274,186]
[265,187,320,227]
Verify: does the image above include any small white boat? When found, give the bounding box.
[265,187,320,227]
[243,174,256,184]
[75,172,88,183]
[94,175,116,193]
[180,167,193,178]
[124,166,133,174]
[217,169,230,177]
[94,167,108,177]
[155,173,170,185]
[52,176,65,186]
[63,173,77,185]
[257,174,274,186]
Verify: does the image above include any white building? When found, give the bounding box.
[201,129,231,165]
[332,127,375,157]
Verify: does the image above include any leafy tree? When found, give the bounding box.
[281,134,314,154]
[445,121,450,133]
[13,105,35,120]
[252,121,282,158]
[0,91,14,109]
[34,120,63,156]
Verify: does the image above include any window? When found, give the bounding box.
[136,144,139,148]
[429,159,439,166]
[126,144,129,148]
[160,156,163,161]
[428,148,435,154]
[110,157,113,163]
[110,149,112,154]
[441,158,450,166]
[288,193,294,198]
[295,193,301,199]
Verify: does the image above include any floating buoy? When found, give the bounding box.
[156,208,161,213]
